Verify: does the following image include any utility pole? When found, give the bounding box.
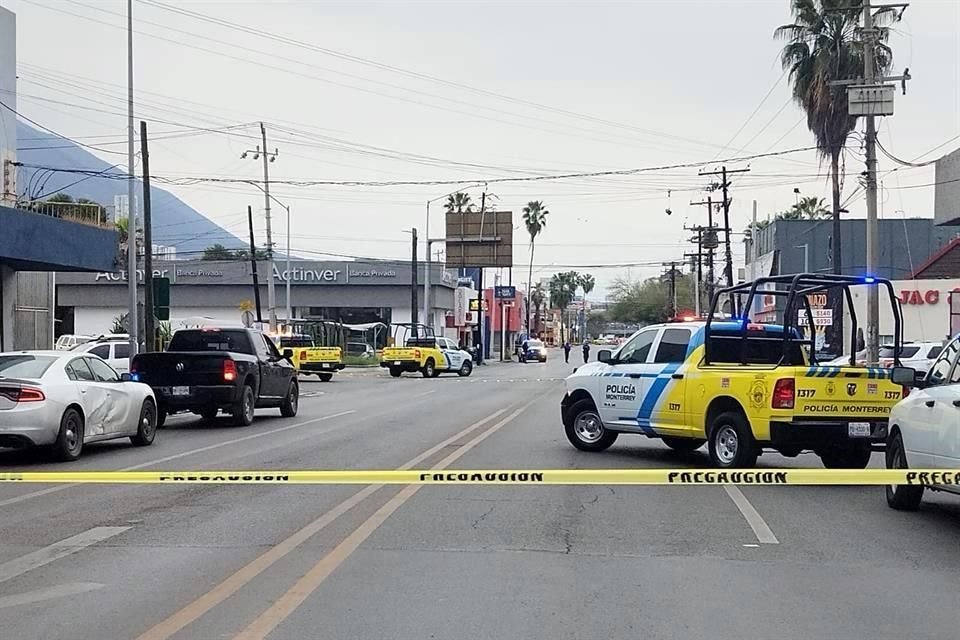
[700,166,750,314]
[411,228,419,332]
[242,124,279,333]
[247,205,263,323]
[689,199,720,306]
[125,0,138,357]
[140,121,154,352]
[863,0,881,365]
[662,262,679,318]
[684,224,705,316]
[475,189,487,364]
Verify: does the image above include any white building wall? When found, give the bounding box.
[846,279,960,349]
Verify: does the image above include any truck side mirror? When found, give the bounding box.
[890,366,916,386]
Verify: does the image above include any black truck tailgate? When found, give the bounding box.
[131,352,230,387]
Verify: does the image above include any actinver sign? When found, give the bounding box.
[95,267,224,281]
[273,266,343,282]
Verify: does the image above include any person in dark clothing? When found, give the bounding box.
[520,339,529,363]
[563,341,571,363]
[582,340,590,363]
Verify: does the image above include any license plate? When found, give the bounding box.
[172,386,190,397]
[848,422,871,437]
[394,361,401,365]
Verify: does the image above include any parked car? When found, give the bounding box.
[885,335,960,510]
[825,342,943,374]
[54,334,94,350]
[0,350,157,460]
[130,327,299,426]
[346,342,377,359]
[71,335,133,373]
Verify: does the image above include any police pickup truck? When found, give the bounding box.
[560,274,916,469]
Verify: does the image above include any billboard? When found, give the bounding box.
[445,210,513,268]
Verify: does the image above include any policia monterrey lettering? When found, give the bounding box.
[2,470,960,485]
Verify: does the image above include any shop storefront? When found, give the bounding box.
[845,278,960,348]
[54,259,457,339]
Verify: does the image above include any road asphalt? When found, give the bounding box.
[1,350,958,639]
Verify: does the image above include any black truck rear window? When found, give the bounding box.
[708,333,805,365]
[168,330,254,354]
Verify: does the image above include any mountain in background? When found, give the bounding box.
[14,120,245,257]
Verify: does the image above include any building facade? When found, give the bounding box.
[55,259,458,342]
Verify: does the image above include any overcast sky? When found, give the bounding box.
[4,0,960,297]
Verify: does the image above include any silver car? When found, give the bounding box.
[0,351,157,461]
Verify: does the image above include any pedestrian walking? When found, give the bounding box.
[520,338,529,363]
[582,340,590,363]
[563,341,571,363]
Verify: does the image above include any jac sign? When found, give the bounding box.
[898,288,960,305]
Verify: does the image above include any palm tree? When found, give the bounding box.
[577,274,595,340]
[522,200,549,334]
[549,271,578,343]
[443,192,474,214]
[530,282,546,336]
[775,0,893,274]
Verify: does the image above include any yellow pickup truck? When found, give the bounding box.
[561,274,916,468]
[273,334,344,382]
[381,336,473,378]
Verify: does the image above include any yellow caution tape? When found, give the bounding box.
[0,469,958,485]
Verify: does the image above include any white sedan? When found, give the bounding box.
[885,335,960,510]
[0,351,157,461]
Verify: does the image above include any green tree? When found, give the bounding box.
[608,275,694,325]
[522,200,549,334]
[203,244,235,260]
[46,193,74,203]
[235,248,268,260]
[775,0,894,273]
[443,192,474,214]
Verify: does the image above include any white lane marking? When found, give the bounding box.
[723,485,779,544]
[0,582,104,610]
[0,527,130,583]
[0,410,356,508]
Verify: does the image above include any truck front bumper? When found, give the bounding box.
[769,419,888,451]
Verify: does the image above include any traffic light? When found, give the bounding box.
[153,277,170,321]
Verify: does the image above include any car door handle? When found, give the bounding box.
[671,373,684,380]
[925,400,936,408]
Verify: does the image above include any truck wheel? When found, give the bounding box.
[317,373,333,382]
[280,380,299,417]
[662,436,705,453]
[458,361,473,377]
[389,367,402,378]
[52,407,84,461]
[708,412,758,468]
[131,399,158,446]
[200,406,218,421]
[156,407,167,429]
[564,399,618,452]
[886,431,923,510]
[422,359,435,378]
[820,447,872,469]
[232,385,256,426]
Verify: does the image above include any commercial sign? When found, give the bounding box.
[898,288,960,305]
[469,299,489,312]
[69,260,455,288]
[797,308,833,327]
[494,285,516,299]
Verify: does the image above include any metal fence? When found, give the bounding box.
[17,200,109,228]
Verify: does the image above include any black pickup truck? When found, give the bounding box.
[129,327,299,427]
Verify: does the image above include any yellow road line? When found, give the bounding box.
[233,397,542,640]
[134,406,511,640]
